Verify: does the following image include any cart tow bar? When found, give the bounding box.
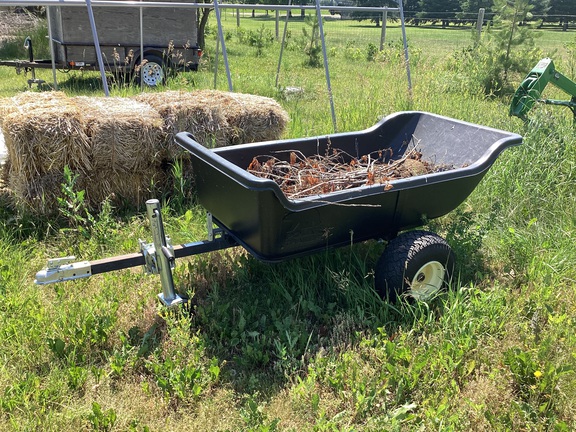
[35,199,238,308]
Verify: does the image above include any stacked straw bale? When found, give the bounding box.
[195,90,290,145]
[134,91,229,157]
[1,92,91,213]
[134,89,290,148]
[73,96,165,207]
[0,91,68,126]
[0,90,289,214]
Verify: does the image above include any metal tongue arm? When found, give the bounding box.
[34,256,92,284]
[34,199,237,307]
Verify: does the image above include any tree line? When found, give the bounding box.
[353,0,575,28]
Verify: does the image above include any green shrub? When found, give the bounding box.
[448,0,543,96]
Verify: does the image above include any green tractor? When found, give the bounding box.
[510,58,576,121]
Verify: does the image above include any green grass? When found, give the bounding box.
[0,14,575,431]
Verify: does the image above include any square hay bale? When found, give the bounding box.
[1,90,289,214]
[2,94,91,184]
[134,91,229,156]
[73,96,164,172]
[8,169,65,215]
[79,166,168,210]
[0,91,69,127]
[0,93,71,166]
[195,90,290,145]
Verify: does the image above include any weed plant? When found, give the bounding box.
[0,11,575,431]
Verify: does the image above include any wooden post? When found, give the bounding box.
[476,8,485,38]
[275,10,279,39]
[380,9,388,50]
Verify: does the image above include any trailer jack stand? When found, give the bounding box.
[35,199,192,309]
[23,37,45,89]
[144,199,186,308]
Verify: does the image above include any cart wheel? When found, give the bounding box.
[139,54,165,87]
[374,230,455,303]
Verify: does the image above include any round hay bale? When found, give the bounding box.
[196,90,289,145]
[134,91,229,156]
[74,96,164,173]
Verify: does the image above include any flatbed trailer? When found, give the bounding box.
[0,1,201,87]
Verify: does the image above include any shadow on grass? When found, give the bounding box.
[168,241,437,394]
[55,73,107,93]
[56,72,138,94]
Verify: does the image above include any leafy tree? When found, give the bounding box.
[417,0,461,27]
[549,0,576,15]
[197,1,213,50]
[528,0,550,18]
[351,0,398,27]
[459,1,493,15]
[401,0,422,23]
[460,0,493,12]
[457,0,494,24]
[403,0,420,14]
[548,0,576,29]
[302,14,323,67]
[490,0,539,77]
[352,0,381,26]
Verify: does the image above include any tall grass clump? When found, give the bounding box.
[427,108,576,429]
[0,19,49,60]
[472,109,575,283]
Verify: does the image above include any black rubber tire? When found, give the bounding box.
[138,54,165,87]
[374,230,455,303]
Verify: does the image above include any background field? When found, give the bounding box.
[0,10,575,431]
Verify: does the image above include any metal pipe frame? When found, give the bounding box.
[1,1,398,13]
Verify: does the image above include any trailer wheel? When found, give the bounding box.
[139,54,165,87]
[374,230,455,303]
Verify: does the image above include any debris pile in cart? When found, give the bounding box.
[247,145,455,199]
[0,90,289,213]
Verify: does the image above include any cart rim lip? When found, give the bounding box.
[176,110,523,209]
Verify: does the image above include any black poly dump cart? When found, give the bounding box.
[36,111,522,304]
